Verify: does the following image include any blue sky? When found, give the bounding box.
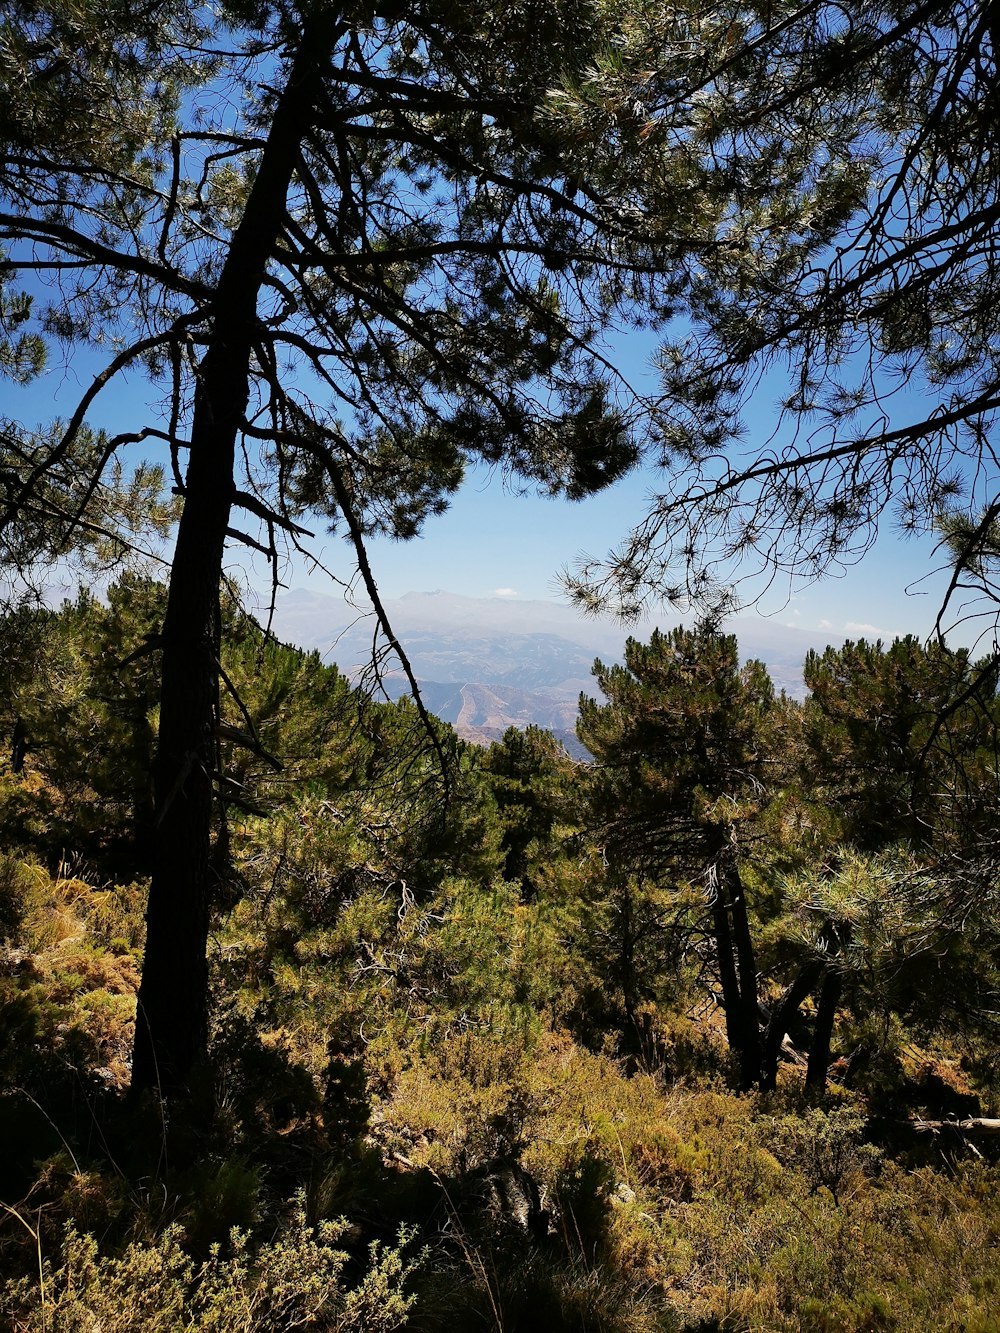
[8,329,971,651]
[298,461,950,643]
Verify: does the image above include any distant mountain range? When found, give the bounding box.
[268,588,844,752]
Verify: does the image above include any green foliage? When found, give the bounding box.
[5,581,1000,1328]
[578,622,777,875]
[0,576,428,880]
[765,1103,880,1206]
[0,860,142,1106]
[479,726,579,886]
[0,252,43,383]
[578,622,784,1082]
[0,580,164,869]
[566,1,1000,639]
[773,846,1000,1054]
[3,1201,422,1331]
[802,636,1000,851]
[0,435,178,612]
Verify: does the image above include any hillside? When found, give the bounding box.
[268,588,844,747]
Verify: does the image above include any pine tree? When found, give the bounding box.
[577,623,776,1087]
[480,725,575,896]
[802,636,1000,852]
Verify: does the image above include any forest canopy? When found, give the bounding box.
[565,0,1000,637]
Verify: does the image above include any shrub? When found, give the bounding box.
[765,1103,881,1206]
[3,1199,422,1332]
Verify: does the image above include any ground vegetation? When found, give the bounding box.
[0,586,998,1329]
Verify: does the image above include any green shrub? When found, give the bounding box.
[3,1199,422,1331]
[765,1103,881,1205]
[0,855,32,942]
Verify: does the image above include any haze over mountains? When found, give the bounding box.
[269,588,844,751]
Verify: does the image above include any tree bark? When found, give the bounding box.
[760,958,822,1092]
[805,962,843,1092]
[710,873,743,1056]
[910,1118,1000,1135]
[708,839,760,1090]
[131,22,337,1096]
[722,849,761,1089]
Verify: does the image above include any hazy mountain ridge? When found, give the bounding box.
[268,587,843,745]
[377,630,597,689]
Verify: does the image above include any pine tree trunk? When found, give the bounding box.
[710,876,743,1055]
[760,959,822,1092]
[806,963,843,1092]
[131,26,335,1096]
[723,850,761,1090]
[708,840,760,1089]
